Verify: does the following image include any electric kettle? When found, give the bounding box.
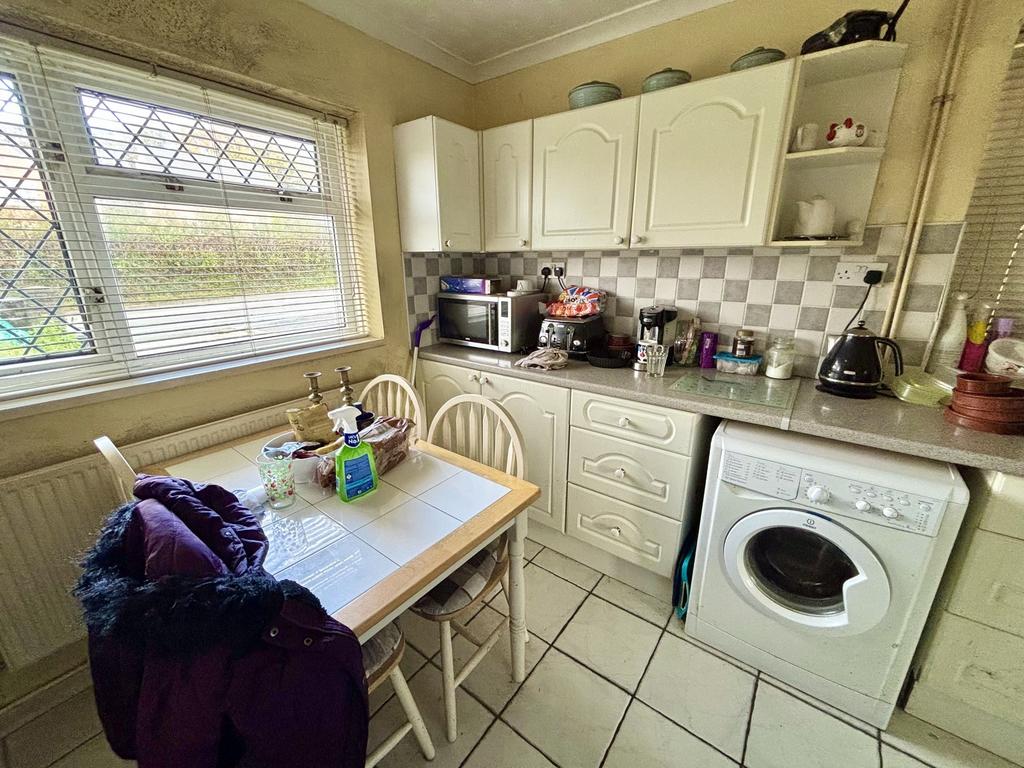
[817,321,903,398]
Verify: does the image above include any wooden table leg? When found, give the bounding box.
[509,512,528,683]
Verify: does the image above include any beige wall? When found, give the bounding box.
[0,0,474,475]
[472,0,1024,226]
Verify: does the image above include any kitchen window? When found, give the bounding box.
[0,36,370,399]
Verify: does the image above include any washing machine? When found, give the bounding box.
[687,421,968,728]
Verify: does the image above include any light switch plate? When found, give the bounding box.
[833,261,887,285]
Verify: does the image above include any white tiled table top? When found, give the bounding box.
[164,445,511,617]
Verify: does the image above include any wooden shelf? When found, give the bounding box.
[800,40,908,85]
[785,146,884,169]
[770,238,862,248]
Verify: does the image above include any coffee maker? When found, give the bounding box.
[633,306,680,371]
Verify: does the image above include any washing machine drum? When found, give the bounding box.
[724,509,891,634]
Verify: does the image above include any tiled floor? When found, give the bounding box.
[39,540,1023,768]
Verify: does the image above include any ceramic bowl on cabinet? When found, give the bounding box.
[568,81,622,109]
[642,68,692,92]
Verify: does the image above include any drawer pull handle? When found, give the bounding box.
[468,373,479,382]
[614,467,626,480]
[618,416,631,428]
[609,526,622,537]
[481,375,490,385]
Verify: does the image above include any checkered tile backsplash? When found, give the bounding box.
[405,222,964,378]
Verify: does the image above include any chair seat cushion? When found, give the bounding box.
[362,622,403,680]
[413,534,508,618]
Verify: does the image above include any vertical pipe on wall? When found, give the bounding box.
[883,0,972,343]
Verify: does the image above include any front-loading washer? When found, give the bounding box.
[687,421,968,728]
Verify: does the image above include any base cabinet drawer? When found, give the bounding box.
[568,427,690,519]
[570,390,698,455]
[566,484,682,577]
[948,529,1024,638]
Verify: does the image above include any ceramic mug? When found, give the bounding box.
[516,279,535,292]
[791,123,818,152]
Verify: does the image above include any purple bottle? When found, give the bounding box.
[699,332,718,369]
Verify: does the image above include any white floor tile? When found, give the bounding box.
[449,605,547,712]
[532,549,601,590]
[882,745,932,768]
[166,447,251,483]
[418,471,510,521]
[677,623,757,675]
[368,663,494,768]
[316,482,411,531]
[262,507,347,574]
[555,596,661,691]
[277,536,397,613]
[637,633,755,760]
[489,563,588,643]
[593,576,672,628]
[746,682,879,768]
[604,700,737,768]
[384,450,460,496]
[48,735,132,768]
[355,499,461,565]
[525,539,543,560]
[504,649,630,768]
[761,675,877,735]
[398,611,443,659]
[464,720,556,768]
[881,710,1020,768]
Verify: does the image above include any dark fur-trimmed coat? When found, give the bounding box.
[76,475,368,768]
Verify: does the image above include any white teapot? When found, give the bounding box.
[794,195,836,237]
[826,117,867,147]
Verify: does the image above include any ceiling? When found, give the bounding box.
[300,0,734,83]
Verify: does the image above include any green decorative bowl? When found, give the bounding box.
[731,46,786,71]
[642,68,692,93]
[568,81,622,109]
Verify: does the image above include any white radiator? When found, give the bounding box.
[0,388,356,669]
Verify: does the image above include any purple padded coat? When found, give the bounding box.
[76,475,368,768]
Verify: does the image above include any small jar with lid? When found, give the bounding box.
[731,329,756,358]
[765,337,795,379]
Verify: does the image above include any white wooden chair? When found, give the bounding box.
[93,436,138,504]
[413,394,526,742]
[362,624,435,766]
[360,374,426,441]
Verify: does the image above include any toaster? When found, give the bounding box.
[537,316,606,357]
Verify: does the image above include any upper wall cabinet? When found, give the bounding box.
[482,120,533,252]
[394,116,481,252]
[631,60,795,248]
[532,97,640,251]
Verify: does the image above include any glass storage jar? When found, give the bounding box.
[765,337,795,379]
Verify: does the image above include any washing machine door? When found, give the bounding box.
[723,509,891,634]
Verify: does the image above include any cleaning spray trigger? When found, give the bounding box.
[332,405,378,502]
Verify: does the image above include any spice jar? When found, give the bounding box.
[732,329,756,358]
[765,337,795,379]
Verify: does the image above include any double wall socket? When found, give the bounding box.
[833,262,887,285]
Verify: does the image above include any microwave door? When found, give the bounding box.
[439,298,498,347]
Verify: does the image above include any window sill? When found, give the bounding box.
[0,336,386,422]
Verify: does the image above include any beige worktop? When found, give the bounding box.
[420,345,1024,476]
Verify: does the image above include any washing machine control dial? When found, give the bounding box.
[806,485,830,504]
[854,499,872,512]
[882,506,900,519]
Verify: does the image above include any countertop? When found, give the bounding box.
[419,345,1024,476]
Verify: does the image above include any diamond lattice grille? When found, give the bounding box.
[78,89,321,194]
[0,74,93,362]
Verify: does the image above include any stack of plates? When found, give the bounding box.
[944,373,1024,435]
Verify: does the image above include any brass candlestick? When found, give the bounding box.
[335,366,355,406]
[304,371,324,404]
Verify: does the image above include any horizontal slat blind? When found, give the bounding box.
[0,36,370,396]
[951,31,1024,325]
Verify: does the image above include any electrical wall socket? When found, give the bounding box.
[546,259,566,276]
[833,262,887,285]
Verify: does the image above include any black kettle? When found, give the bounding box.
[817,321,903,399]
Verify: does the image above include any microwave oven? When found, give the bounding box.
[437,292,543,353]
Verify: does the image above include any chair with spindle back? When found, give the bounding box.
[93,436,138,504]
[412,394,526,742]
[360,374,426,441]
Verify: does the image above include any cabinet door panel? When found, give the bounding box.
[418,360,480,425]
[483,121,532,251]
[532,98,639,250]
[482,373,569,532]
[632,61,794,247]
[948,529,1024,638]
[435,119,481,252]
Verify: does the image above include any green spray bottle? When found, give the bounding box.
[330,405,378,502]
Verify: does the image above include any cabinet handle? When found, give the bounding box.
[519,238,528,247]
[632,235,645,245]
[609,526,622,537]
[613,236,624,245]
[480,375,490,385]
[444,238,453,248]
[617,416,631,428]
[468,373,479,382]
[614,467,626,480]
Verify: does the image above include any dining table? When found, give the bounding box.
[141,427,540,682]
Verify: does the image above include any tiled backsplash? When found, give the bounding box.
[405,222,964,378]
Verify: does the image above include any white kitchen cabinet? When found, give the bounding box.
[482,120,533,251]
[531,97,639,250]
[394,116,481,252]
[418,359,569,532]
[631,61,794,248]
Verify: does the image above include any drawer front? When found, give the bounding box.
[570,390,697,455]
[567,484,682,577]
[948,529,1024,638]
[568,427,690,519]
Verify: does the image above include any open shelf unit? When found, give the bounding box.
[768,41,907,246]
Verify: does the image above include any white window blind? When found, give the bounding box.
[951,28,1024,325]
[0,36,370,398]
